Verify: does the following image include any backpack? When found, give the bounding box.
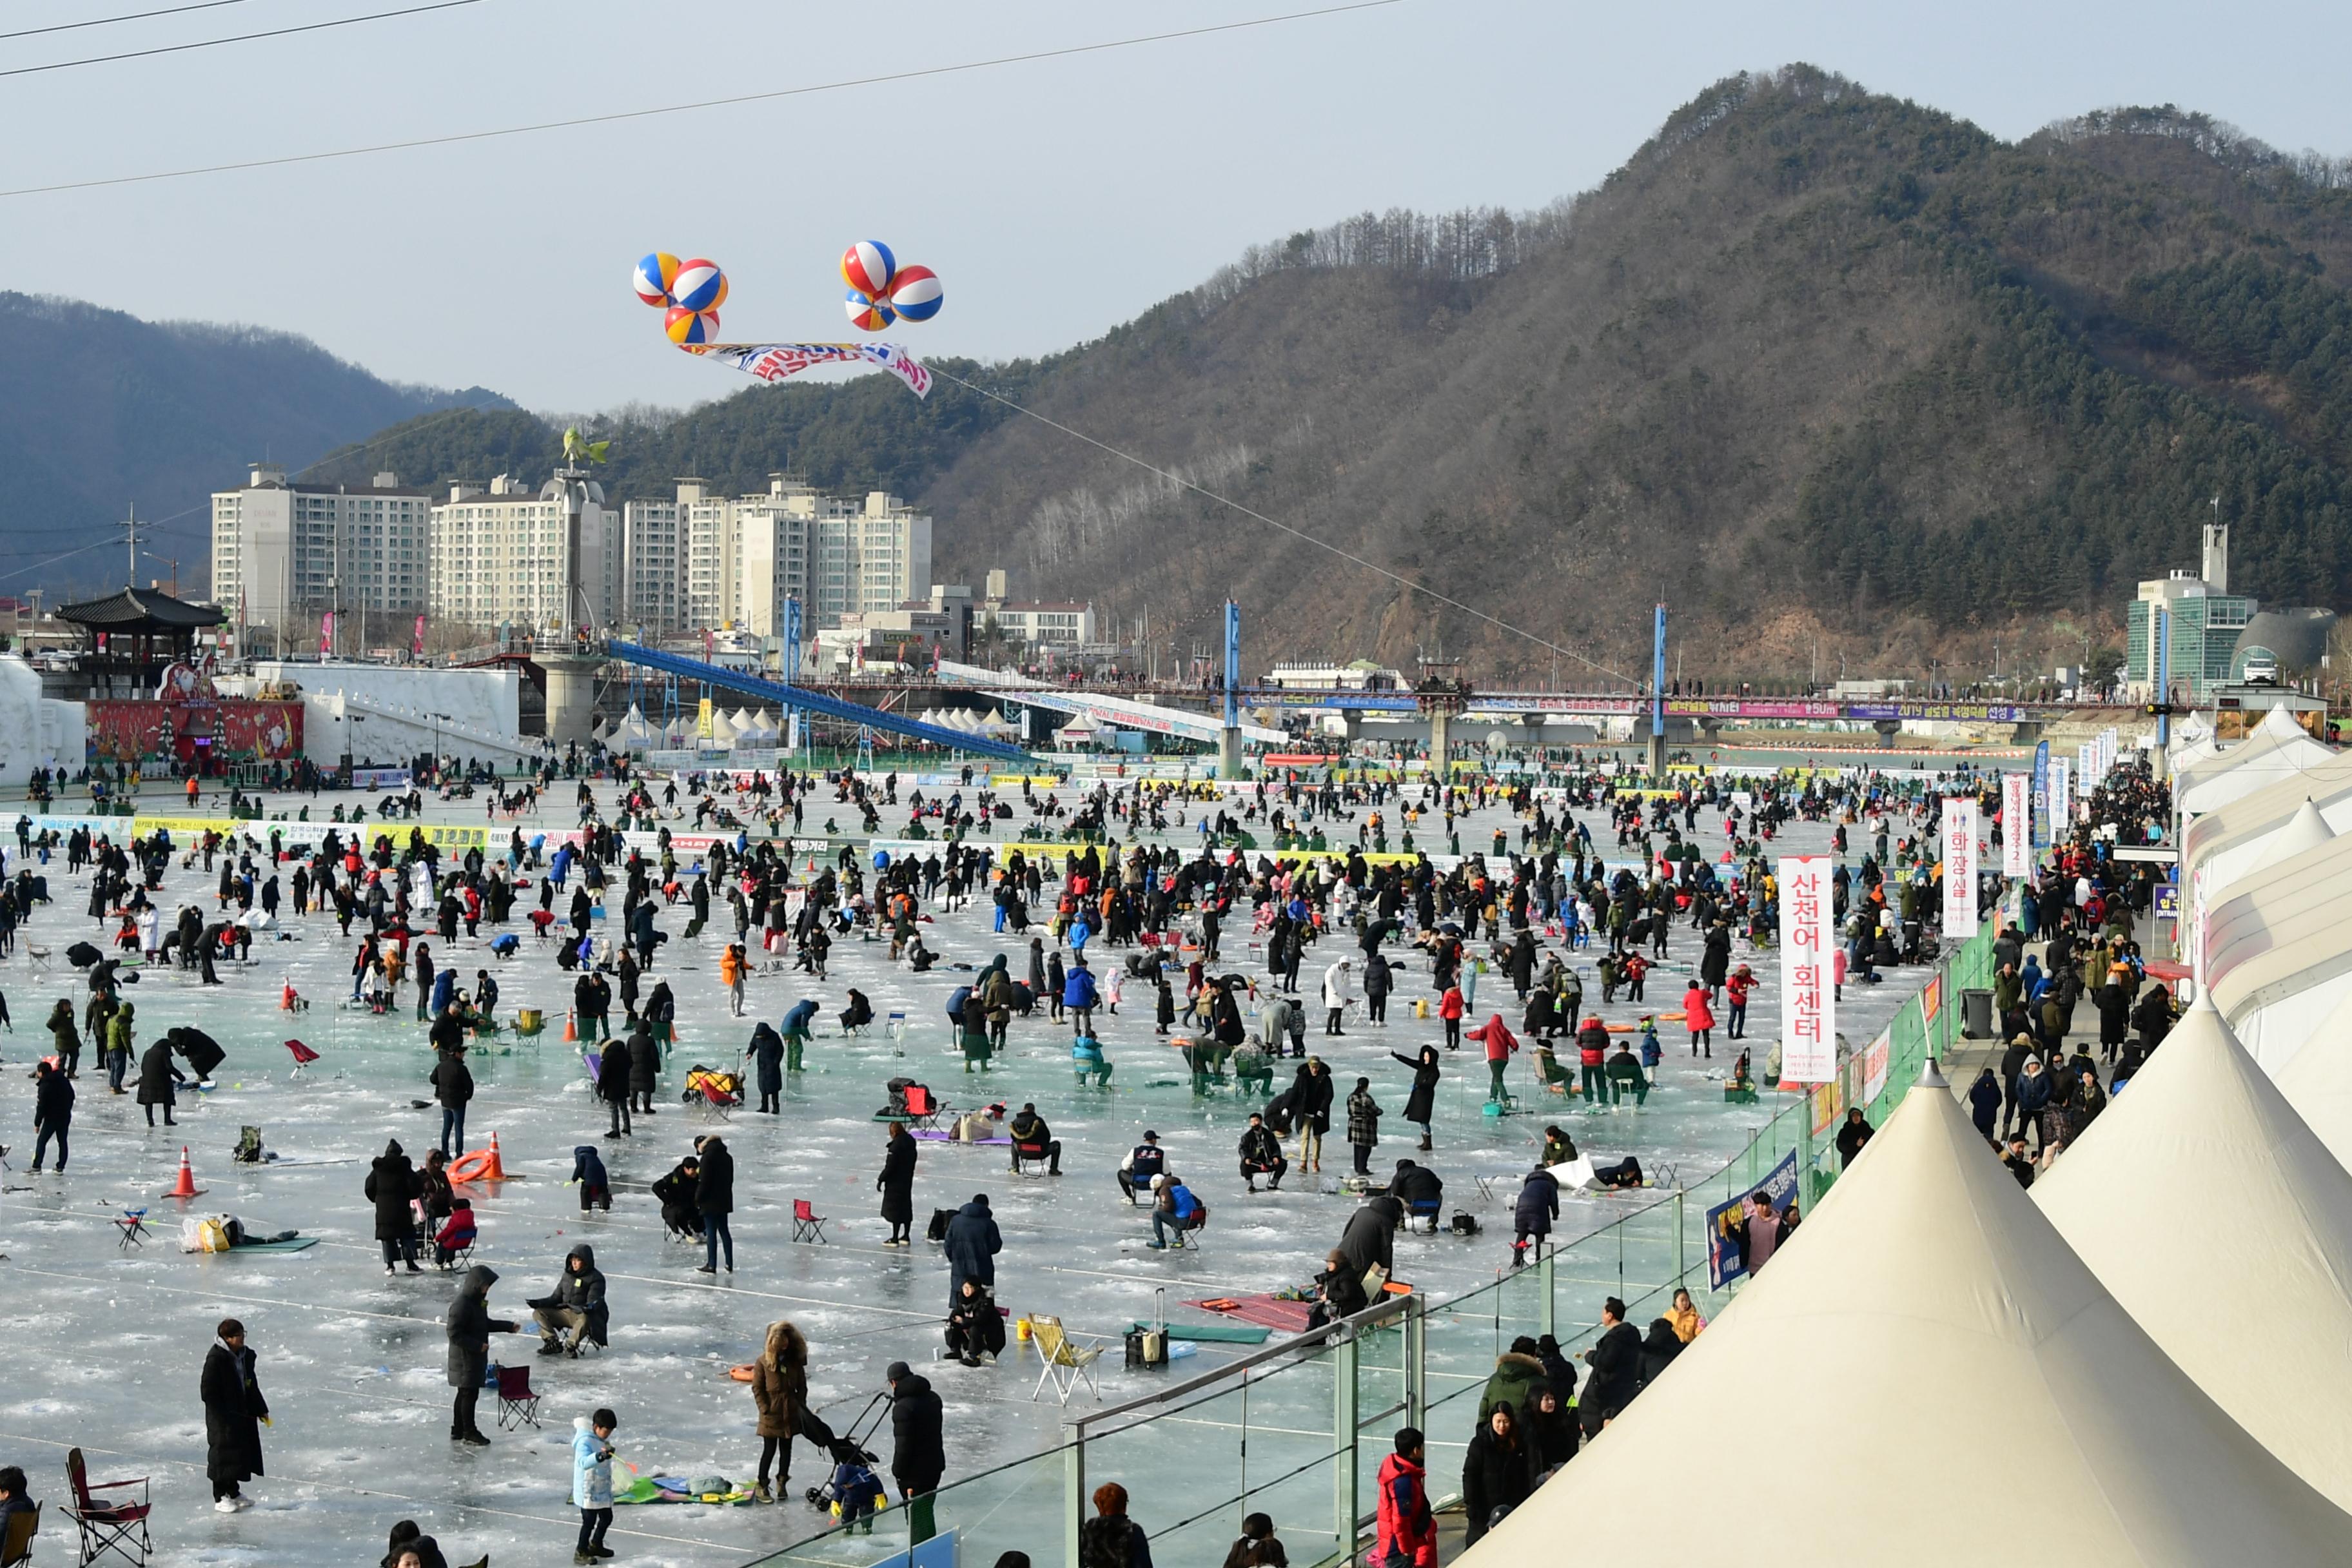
[1450,1211,1480,1237]
[926,1208,955,1243]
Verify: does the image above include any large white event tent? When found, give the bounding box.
[2173,705,2337,819]
[2200,827,2352,1072]
[2277,988,2352,1175]
[1453,1067,2351,1566]
[2180,749,2352,926]
[2034,999,2352,1510]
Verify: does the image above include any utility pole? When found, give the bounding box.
[117,504,143,589]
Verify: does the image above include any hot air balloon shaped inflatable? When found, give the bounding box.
[637,244,937,400]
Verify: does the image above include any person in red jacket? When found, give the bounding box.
[1621,950,1651,1003]
[1682,982,1716,1058]
[1469,1015,1518,1104]
[1576,1015,1610,1102]
[1374,1427,1435,1568]
[1724,963,1757,1040]
[1437,985,1465,1052]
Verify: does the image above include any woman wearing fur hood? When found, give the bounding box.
[749,1320,809,1504]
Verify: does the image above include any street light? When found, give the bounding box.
[427,711,453,783]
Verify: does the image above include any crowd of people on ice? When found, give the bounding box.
[0,748,2081,1563]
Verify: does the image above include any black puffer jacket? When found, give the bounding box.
[364,1141,420,1242]
[889,1371,945,1493]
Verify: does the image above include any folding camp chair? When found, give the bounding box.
[791,1199,828,1244]
[26,945,50,971]
[1010,1140,1054,1178]
[493,1364,542,1430]
[63,1448,149,1567]
[898,1083,943,1130]
[1028,1315,1104,1406]
[113,1208,148,1253]
[1,1500,38,1567]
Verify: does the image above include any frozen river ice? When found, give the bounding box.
[0,774,1943,1567]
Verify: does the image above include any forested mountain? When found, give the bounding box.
[316,68,2352,679]
[0,293,508,602]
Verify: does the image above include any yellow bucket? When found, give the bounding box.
[1413,997,1431,1019]
[516,1007,544,1034]
[1015,1317,1033,1341]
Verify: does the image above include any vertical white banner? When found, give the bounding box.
[1778,854,1837,1083]
[2050,756,2072,828]
[2077,742,2095,792]
[2002,772,2032,876]
[1941,796,1980,938]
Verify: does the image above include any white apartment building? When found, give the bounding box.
[427,473,620,632]
[664,476,932,637]
[620,484,692,638]
[986,600,1097,645]
[210,464,432,632]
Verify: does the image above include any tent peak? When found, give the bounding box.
[1916,1057,1948,1090]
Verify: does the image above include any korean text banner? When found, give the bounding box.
[1778,854,1837,1083]
[2001,772,2032,877]
[1942,796,1981,939]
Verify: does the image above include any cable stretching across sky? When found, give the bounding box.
[0,1,1406,199]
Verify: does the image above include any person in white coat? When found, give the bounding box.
[1322,959,1354,1037]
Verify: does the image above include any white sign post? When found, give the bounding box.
[1778,854,1837,1083]
[1942,796,1980,939]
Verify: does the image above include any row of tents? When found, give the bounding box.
[598,703,1023,754]
[1465,709,2352,1563]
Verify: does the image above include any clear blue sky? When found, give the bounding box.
[3,0,2345,412]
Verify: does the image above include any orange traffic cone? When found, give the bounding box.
[163,1146,205,1200]
[480,1132,509,1181]
[563,1009,578,1043]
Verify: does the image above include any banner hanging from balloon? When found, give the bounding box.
[681,340,932,399]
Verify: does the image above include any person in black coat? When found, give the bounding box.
[1392,1045,1440,1152]
[1511,1166,1559,1267]
[886,1362,946,1542]
[31,1058,72,1173]
[626,1022,661,1112]
[746,1022,785,1114]
[1638,1317,1683,1391]
[135,1037,182,1128]
[943,1194,1002,1311]
[878,1124,917,1246]
[429,1046,474,1159]
[1336,1193,1401,1286]
[1460,1403,1533,1545]
[1966,1068,2003,1147]
[1308,1248,1369,1328]
[445,1264,516,1444]
[696,1135,735,1273]
[652,1155,701,1239]
[1578,1298,1642,1437]
[597,1033,633,1138]
[201,1317,268,1509]
[365,1139,422,1273]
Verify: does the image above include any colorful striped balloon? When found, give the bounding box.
[887,264,942,323]
[672,257,727,313]
[665,306,722,345]
[840,240,896,299]
[844,290,896,332]
[633,251,681,307]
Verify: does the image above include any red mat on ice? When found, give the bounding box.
[1187,1295,1314,1333]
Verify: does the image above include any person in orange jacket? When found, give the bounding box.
[718,941,747,1017]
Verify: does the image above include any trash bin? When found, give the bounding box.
[1961,987,1995,1040]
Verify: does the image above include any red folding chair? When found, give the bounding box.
[283,1038,320,1076]
[899,1084,942,1129]
[64,1447,149,1567]
[494,1364,542,1430]
[791,1199,828,1244]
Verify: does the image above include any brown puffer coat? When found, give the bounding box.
[750,1321,808,1439]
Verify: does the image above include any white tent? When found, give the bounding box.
[2201,828,2352,1072]
[2276,988,2352,1176]
[2175,705,2335,819]
[2181,748,2352,927]
[1456,1067,2352,1567]
[2034,998,2352,1511]
[746,709,782,745]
